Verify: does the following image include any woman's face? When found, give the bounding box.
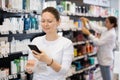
[105,18,113,29]
[41,12,60,34]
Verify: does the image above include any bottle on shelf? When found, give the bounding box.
[24,14,30,31]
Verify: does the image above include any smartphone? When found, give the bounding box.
[28,44,41,54]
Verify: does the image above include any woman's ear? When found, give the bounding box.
[57,19,61,26]
[111,23,114,28]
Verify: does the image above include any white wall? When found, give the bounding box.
[110,0,118,9]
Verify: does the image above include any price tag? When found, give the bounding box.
[99,0,110,7]
[0,54,3,58]
[8,75,13,79]
[11,31,17,34]
[71,28,77,31]
[18,30,23,34]
[3,54,8,58]
[84,55,88,60]
[83,0,98,5]
[13,74,17,78]
[1,31,9,34]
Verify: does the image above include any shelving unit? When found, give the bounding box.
[0,0,118,80]
[55,0,110,80]
[0,5,43,79]
[68,64,96,77]
[0,74,17,80]
[73,52,96,61]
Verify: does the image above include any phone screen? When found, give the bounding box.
[28,45,41,53]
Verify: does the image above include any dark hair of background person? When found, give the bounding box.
[107,16,118,28]
[41,7,60,21]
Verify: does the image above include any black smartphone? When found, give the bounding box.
[28,44,41,54]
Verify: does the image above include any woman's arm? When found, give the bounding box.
[89,32,116,46]
[88,21,107,33]
[80,17,107,33]
[32,40,74,75]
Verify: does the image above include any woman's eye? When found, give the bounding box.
[41,20,53,23]
[48,21,52,23]
[41,20,45,23]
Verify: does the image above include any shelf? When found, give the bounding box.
[0,30,42,35]
[0,74,17,80]
[57,27,85,32]
[73,41,85,46]
[0,51,28,60]
[60,12,106,20]
[73,40,93,46]
[0,53,9,59]
[0,8,40,15]
[0,72,25,80]
[73,52,96,61]
[88,52,96,56]
[0,30,45,42]
[75,65,95,74]
[66,64,96,77]
[0,8,40,25]
[73,56,85,61]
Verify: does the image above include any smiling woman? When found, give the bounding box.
[25,7,74,80]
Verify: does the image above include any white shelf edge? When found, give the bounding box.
[66,64,96,77]
[73,52,96,61]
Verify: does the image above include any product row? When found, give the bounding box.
[74,43,97,57]
[66,67,102,80]
[0,13,105,33]
[0,0,118,17]
[0,0,43,12]
[0,37,30,54]
[0,56,27,78]
[72,57,97,71]
[0,30,97,55]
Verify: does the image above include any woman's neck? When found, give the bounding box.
[108,27,113,30]
[46,33,59,41]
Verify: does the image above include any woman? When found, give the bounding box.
[26,7,74,80]
[81,16,117,80]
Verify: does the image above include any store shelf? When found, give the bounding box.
[88,52,96,56]
[0,72,26,80]
[0,53,9,59]
[73,40,93,46]
[73,52,96,61]
[0,51,28,60]
[73,41,85,46]
[66,64,96,77]
[75,65,95,74]
[0,74,17,80]
[73,56,85,61]
[0,30,42,35]
[61,12,106,19]
[0,7,40,15]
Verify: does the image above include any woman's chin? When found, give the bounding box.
[43,30,50,33]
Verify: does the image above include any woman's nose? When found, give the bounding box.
[44,22,48,26]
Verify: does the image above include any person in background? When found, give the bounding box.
[81,16,117,80]
[25,7,74,80]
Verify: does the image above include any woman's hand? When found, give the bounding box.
[25,60,35,74]
[32,50,52,65]
[80,17,89,22]
[82,27,91,36]
[32,50,61,72]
